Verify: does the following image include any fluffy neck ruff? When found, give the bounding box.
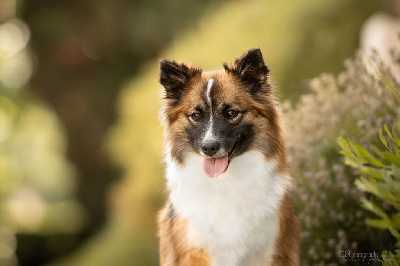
[165,150,289,266]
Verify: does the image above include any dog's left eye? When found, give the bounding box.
[226,110,239,119]
[191,112,202,121]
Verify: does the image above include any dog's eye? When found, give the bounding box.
[226,110,239,119]
[191,112,202,121]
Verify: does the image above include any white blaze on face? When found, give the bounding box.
[202,78,229,177]
[206,78,214,105]
[204,78,215,142]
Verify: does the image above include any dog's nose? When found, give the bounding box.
[201,140,220,156]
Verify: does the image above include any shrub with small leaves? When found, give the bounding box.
[284,53,400,265]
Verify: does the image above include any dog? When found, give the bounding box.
[157,48,299,266]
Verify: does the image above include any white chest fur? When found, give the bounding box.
[165,151,289,266]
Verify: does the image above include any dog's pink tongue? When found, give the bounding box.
[203,155,229,178]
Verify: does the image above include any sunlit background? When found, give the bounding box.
[0,0,399,265]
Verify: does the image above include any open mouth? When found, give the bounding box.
[202,136,241,178]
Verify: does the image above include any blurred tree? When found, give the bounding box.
[0,15,85,266]
[19,0,218,236]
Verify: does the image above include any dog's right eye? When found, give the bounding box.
[191,112,202,121]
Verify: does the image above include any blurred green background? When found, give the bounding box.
[1,0,397,265]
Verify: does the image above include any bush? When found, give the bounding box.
[283,54,400,264]
[338,119,400,263]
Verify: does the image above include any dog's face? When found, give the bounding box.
[160,48,285,176]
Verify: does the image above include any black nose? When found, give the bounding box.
[201,140,220,156]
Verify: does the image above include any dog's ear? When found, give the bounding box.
[159,60,202,101]
[223,48,271,93]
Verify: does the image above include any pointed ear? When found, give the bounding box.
[223,48,270,93]
[159,60,202,101]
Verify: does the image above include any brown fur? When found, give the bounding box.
[271,193,300,265]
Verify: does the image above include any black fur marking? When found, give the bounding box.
[185,112,255,159]
[165,202,181,264]
[219,121,254,158]
[168,203,176,225]
[159,60,202,105]
[185,114,210,152]
[223,48,271,94]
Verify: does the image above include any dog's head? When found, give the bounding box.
[159,48,286,177]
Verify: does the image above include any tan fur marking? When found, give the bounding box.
[158,203,211,266]
[271,192,300,265]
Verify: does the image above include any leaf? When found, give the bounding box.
[382,152,400,167]
[355,177,372,192]
[397,122,400,135]
[385,124,394,140]
[380,123,400,157]
[361,198,389,220]
[376,182,396,201]
[339,138,357,158]
[337,137,363,168]
[380,72,400,100]
[393,164,400,180]
[356,176,391,200]
[337,137,351,157]
[392,202,400,211]
[342,138,386,167]
[373,145,386,159]
[367,218,390,229]
[392,213,400,228]
[388,226,400,239]
[380,129,391,152]
[359,165,384,180]
[356,144,386,167]
[392,126,400,149]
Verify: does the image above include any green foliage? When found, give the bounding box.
[0,17,85,265]
[338,120,400,263]
[338,129,400,239]
[0,95,85,231]
[0,17,84,234]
